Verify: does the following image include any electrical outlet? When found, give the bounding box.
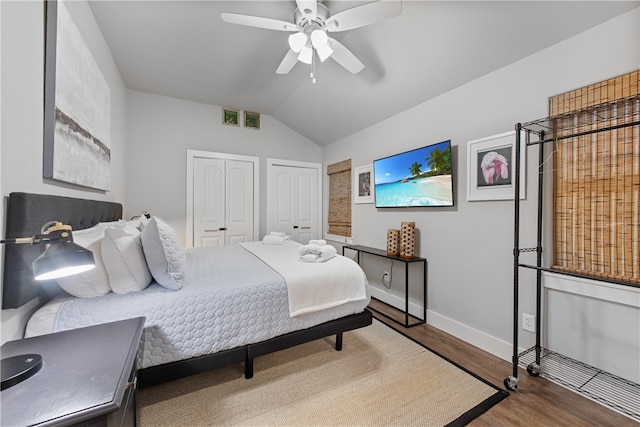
[522,313,536,333]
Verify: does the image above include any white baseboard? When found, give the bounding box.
[369,286,514,362]
[369,284,524,362]
[369,286,425,320]
[427,310,513,362]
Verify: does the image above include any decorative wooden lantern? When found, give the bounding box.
[386,229,400,256]
[400,221,416,258]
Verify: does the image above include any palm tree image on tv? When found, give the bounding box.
[409,162,423,179]
[374,140,454,207]
[407,146,452,180]
[426,146,452,176]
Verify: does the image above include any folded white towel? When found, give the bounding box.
[308,239,327,246]
[263,234,290,245]
[298,244,337,262]
[270,231,288,237]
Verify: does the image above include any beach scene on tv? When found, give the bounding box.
[374,140,454,207]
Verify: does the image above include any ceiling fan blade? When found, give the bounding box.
[296,0,318,21]
[325,0,402,32]
[276,49,299,74]
[221,12,298,32]
[327,38,364,74]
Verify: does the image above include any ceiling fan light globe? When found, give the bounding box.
[310,29,328,49]
[298,46,313,64]
[316,44,333,62]
[288,32,308,53]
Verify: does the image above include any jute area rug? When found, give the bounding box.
[137,319,507,426]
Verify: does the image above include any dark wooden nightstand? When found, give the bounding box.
[1,317,145,427]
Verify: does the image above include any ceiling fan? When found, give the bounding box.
[221,0,402,82]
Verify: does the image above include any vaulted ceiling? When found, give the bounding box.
[88,1,638,146]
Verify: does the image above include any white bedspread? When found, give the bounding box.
[26,244,370,370]
[240,241,368,317]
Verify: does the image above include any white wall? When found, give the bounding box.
[324,8,640,382]
[0,0,127,342]
[124,91,322,244]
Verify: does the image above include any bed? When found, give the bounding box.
[2,192,372,387]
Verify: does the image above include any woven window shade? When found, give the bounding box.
[327,159,352,237]
[551,71,640,285]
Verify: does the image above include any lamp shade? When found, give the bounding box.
[32,242,95,281]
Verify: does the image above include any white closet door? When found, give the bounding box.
[193,157,255,247]
[193,157,225,247]
[268,164,318,244]
[225,160,254,245]
[294,167,317,244]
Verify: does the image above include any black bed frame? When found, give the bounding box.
[138,311,372,387]
[2,192,372,388]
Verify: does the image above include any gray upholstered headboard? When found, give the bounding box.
[2,192,123,309]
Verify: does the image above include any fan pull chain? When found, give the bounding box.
[311,49,316,84]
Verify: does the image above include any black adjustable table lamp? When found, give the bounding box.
[0,221,95,390]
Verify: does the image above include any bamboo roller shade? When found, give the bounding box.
[549,71,639,116]
[327,159,352,237]
[550,70,640,285]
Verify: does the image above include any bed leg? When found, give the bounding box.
[335,332,343,351]
[245,356,254,379]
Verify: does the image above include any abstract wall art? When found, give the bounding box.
[44,0,111,191]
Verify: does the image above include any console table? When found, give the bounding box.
[1,317,145,427]
[343,245,426,327]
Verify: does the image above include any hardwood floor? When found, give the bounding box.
[368,299,638,426]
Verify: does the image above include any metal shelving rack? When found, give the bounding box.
[504,95,640,422]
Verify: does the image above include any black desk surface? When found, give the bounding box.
[1,317,145,426]
[343,244,427,262]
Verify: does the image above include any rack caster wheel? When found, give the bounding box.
[504,376,518,391]
[527,363,541,377]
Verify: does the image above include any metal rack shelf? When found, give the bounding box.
[504,93,640,418]
[520,95,640,144]
[518,347,640,422]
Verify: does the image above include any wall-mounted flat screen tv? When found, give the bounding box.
[373,140,454,207]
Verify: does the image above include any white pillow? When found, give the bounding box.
[56,223,112,298]
[102,223,152,294]
[140,217,186,290]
